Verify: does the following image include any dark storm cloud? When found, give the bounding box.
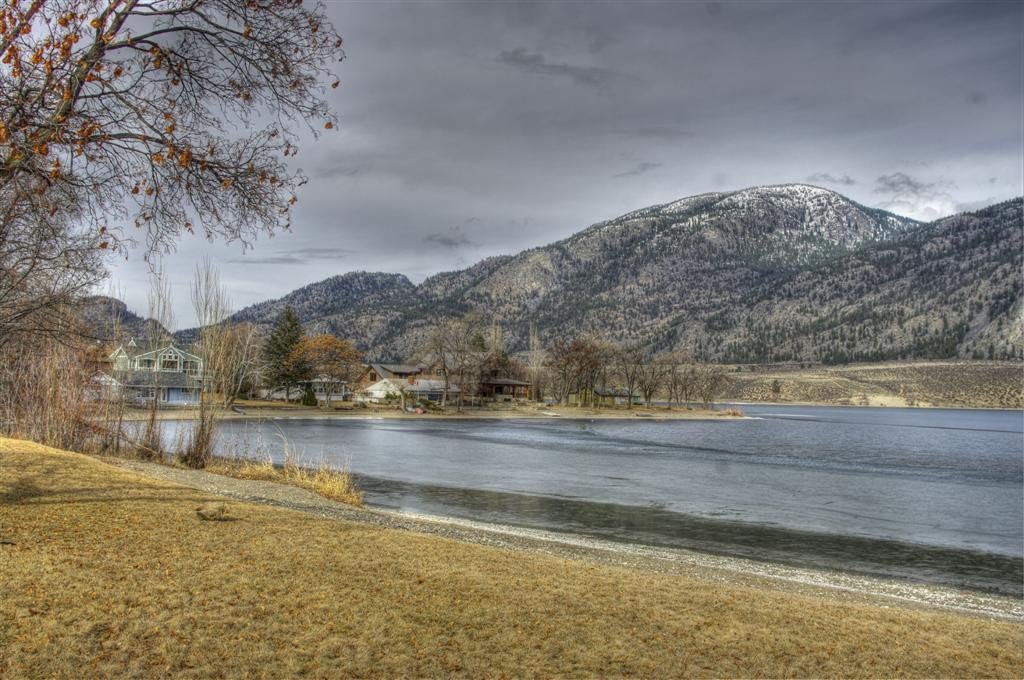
[613,162,663,179]
[228,247,355,265]
[873,173,960,221]
[806,173,857,186]
[106,1,1024,327]
[874,173,937,195]
[497,47,624,88]
[424,227,476,249]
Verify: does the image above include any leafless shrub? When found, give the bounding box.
[0,336,94,450]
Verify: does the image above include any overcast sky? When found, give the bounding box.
[106,0,1024,328]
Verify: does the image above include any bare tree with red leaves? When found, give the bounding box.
[0,0,344,345]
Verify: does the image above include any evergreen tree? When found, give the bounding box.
[264,306,305,401]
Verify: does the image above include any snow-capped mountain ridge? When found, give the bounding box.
[172,189,1021,364]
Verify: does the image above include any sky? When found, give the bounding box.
[105,0,1024,328]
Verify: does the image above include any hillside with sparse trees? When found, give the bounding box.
[209,186,1022,365]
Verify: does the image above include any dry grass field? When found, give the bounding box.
[2,438,1022,678]
[723,361,1023,409]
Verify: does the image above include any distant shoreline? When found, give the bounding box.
[117,398,1023,423]
[722,400,1024,412]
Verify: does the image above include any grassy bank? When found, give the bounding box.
[2,439,1021,678]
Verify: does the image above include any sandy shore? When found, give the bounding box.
[106,457,1023,621]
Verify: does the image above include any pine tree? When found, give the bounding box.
[264,306,304,401]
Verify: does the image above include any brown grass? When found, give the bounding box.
[204,451,363,506]
[1,438,1021,678]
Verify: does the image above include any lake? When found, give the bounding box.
[187,404,1023,595]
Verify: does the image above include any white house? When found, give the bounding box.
[357,378,460,404]
[259,375,354,404]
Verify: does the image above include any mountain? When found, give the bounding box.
[206,184,1023,363]
[230,271,417,343]
[80,295,167,342]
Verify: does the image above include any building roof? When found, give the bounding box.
[132,345,202,362]
[110,341,201,363]
[362,378,460,395]
[481,377,532,386]
[308,375,350,384]
[369,362,422,376]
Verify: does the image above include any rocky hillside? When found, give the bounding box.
[80,296,165,341]
[720,361,1024,409]
[188,184,1024,363]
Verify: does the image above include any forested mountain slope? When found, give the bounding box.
[196,185,1024,363]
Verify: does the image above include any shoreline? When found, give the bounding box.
[113,397,1024,422]
[118,405,749,422]
[8,439,1022,677]
[723,399,1024,412]
[107,456,1023,621]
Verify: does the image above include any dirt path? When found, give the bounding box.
[106,457,1022,621]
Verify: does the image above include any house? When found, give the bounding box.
[304,375,354,404]
[260,376,353,404]
[362,363,423,383]
[106,340,204,405]
[357,378,460,404]
[85,371,123,402]
[479,377,532,402]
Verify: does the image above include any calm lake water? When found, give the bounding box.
[187,405,1023,595]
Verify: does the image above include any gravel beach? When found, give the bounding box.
[107,457,1022,621]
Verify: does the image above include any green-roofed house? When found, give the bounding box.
[107,340,205,406]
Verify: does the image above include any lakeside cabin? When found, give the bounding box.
[479,377,532,402]
[593,387,644,407]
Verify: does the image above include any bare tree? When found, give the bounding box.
[545,337,606,407]
[182,258,233,468]
[664,352,697,409]
[134,266,174,461]
[694,364,728,408]
[0,1,344,347]
[422,318,458,408]
[526,322,547,402]
[637,352,672,407]
[612,344,644,409]
[217,322,264,405]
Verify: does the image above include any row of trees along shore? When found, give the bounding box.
[260,308,728,411]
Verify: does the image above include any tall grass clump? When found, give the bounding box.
[204,431,362,506]
[279,437,362,505]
